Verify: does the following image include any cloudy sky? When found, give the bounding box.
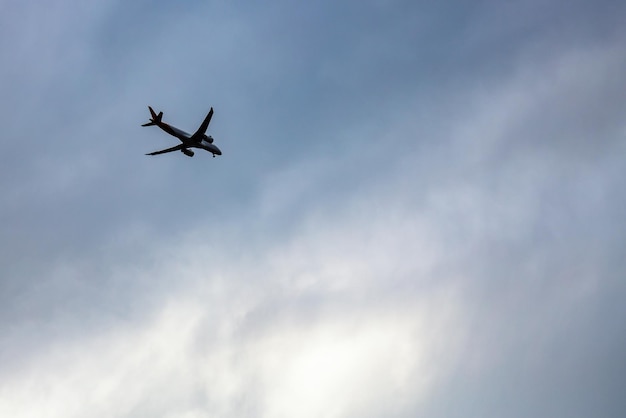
[1,0,626,417]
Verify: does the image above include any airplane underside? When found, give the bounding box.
[142,105,222,158]
[180,144,219,157]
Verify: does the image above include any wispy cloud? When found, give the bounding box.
[1,1,625,417]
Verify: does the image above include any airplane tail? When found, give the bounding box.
[141,106,163,126]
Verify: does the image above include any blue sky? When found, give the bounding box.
[1,1,626,417]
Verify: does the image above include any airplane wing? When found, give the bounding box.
[190,107,213,141]
[145,144,186,155]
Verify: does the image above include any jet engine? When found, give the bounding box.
[181,148,194,157]
[203,134,214,143]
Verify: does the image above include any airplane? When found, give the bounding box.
[142,106,222,158]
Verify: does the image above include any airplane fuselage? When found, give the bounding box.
[158,122,222,156]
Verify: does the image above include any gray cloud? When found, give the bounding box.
[1,1,625,417]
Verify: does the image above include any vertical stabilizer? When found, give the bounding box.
[142,106,163,127]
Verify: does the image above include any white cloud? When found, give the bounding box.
[0,230,465,417]
[2,2,626,418]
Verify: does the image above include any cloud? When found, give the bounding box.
[1,1,626,417]
[0,214,466,417]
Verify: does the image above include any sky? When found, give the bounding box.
[1,0,625,417]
